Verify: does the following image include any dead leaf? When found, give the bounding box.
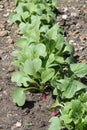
[83,9,87,14]
[79,35,87,42]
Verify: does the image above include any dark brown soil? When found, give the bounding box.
[0,0,87,130]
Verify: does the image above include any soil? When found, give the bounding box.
[0,0,87,130]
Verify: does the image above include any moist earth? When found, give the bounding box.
[0,0,87,130]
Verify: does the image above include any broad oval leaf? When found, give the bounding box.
[22,11,29,21]
[12,50,21,57]
[55,56,65,64]
[60,114,72,124]
[11,71,34,86]
[24,59,36,76]
[49,117,61,130]
[63,80,87,99]
[25,43,47,59]
[41,68,55,83]
[40,25,49,33]
[63,44,74,55]
[46,53,55,68]
[24,59,42,76]
[52,0,59,7]
[70,63,87,77]
[16,38,29,48]
[35,44,47,58]
[12,88,26,106]
[46,24,59,41]
[9,13,21,24]
[33,58,42,72]
[65,56,74,64]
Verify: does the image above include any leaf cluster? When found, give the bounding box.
[49,92,87,130]
[10,0,75,106]
[9,0,57,25]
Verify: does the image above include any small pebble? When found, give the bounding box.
[3,12,9,17]
[15,121,21,127]
[0,4,4,9]
[8,66,15,73]
[0,23,4,29]
[11,121,22,130]
[69,40,74,44]
[79,46,84,50]
[76,23,82,28]
[63,7,68,12]
[71,12,78,17]
[6,36,14,44]
[62,14,68,19]
[0,50,5,56]
[72,43,77,46]
[0,30,8,37]
[3,90,8,95]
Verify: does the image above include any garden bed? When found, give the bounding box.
[0,0,87,130]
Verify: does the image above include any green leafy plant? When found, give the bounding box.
[49,92,87,130]
[9,0,57,25]
[11,22,76,106]
[10,0,87,130]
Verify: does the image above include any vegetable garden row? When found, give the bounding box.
[9,0,87,129]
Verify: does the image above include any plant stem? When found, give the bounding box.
[23,87,40,91]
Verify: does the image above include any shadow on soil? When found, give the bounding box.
[22,100,36,110]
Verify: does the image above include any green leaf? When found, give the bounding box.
[14,0,19,6]
[33,58,42,72]
[79,92,87,103]
[50,99,61,110]
[52,0,58,7]
[19,22,40,43]
[70,63,87,77]
[46,24,59,41]
[12,50,21,57]
[16,3,23,15]
[12,88,26,106]
[70,100,83,124]
[55,56,65,64]
[62,102,72,114]
[46,53,55,68]
[57,78,86,99]
[71,100,82,114]
[83,116,87,125]
[21,11,29,21]
[60,114,72,124]
[40,25,49,33]
[14,0,22,6]
[55,33,65,52]
[16,38,29,48]
[65,56,74,64]
[25,44,47,59]
[63,44,74,55]
[35,44,47,58]
[49,117,61,130]
[31,15,41,26]
[11,71,34,86]
[53,88,58,96]
[63,80,87,99]
[57,78,69,92]
[61,100,83,128]
[41,68,55,83]
[9,12,21,23]
[27,2,37,14]
[24,59,42,76]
